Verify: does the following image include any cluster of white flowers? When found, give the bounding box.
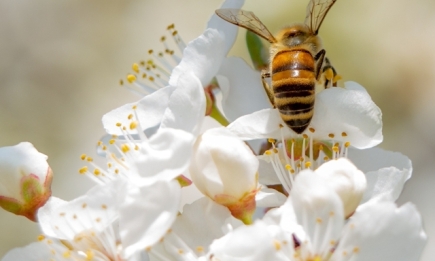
[0,0,427,260]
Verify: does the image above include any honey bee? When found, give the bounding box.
[216,0,340,134]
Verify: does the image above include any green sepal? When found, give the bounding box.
[245,31,269,71]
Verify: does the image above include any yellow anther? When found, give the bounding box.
[147,59,153,64]
[318,144,323,150]
[135,145,139,150]
[94,169,101,176]
[329,211,335,217]
[119,79,124,86]
[37,235,45,241]
[158,52,163,57]
[325,68,334,80]
[86,157,93,162]
[132,105,137,110]
[130,121,138,130]
[264,150,272,156]
[80,154,86,160]
[86,250,95,261]
[268,138,275,143]
[345,141,351,148]
[316,217,322,224]
[196,246,204,253]
[107,163,112,168]
[148,49,153,54]
[115,169,119,174]
[102,145,107,151]
[122,126,126,130]
[97,141,103,146]
[167,23,175,30]
[341,132,348,137]
[172,30,178,36]
[302,134,308,139]
[273,240,281,250]
[149,76,155,82]
[291,138,295,143]
[79,166,88,174]
[309,127,315,133]
[279,124,284,128]
[160,36,166,42]
[63,251,71,258]
[324,156,329,161]
[333,74,342,83]
[273,148,279,154]
[305,161,312,168]
[121,144,130,153]
[142,73,147,78]
[127,74,136,83]
[353,247,360,253]
[132,63,140,73]
[127,113,133,120]
[290,169,295,174]
[313,256,322,261]
[328,133,335,138]
[109,139,115,145]
[330,240,336,245]
[334,142,339,147]
[116,122,122,127]
[140,60,145,66]
[112,134,118,138]
[285,164,292,171]
[178,249,184,254]
[332,146,339,152]
[101,204,107,209]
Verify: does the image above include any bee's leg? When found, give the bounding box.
[322,57,342,88]
[261,69,275,108]
[314,49,326,81]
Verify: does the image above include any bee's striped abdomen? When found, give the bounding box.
[271,49,315,134]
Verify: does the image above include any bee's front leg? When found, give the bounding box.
[261,69,275,108]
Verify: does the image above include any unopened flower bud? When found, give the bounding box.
[0,142,53,221]
[315,158,366,218]
[190,128,259,224]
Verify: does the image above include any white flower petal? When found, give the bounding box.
[227,82,382,149]
[227,108,289,140]
[348,147,412,204]
[160,73,206,136]
[120,180,181,258]
[207,0,245,55]
[207,221,291,261]
[315,158,366,218]
[169,29,226,87]
[129,128,195,182]
[168,197,243,255]
[257,158,282,185]
[38,182,118,240]
[102,86,175,135]
[217,57,270,122]
[291,170,344,256]
[334,202,426,261]
[255,187,287,208]
[1,240,81,261]
[310,81,383,148]
[190,127,258,200]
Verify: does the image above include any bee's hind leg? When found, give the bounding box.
[322,57,342,88]
[261,69,275,108]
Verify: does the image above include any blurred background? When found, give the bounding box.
[0,0,434,259]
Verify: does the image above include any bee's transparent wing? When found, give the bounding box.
[304,0,337,35]
[216,9,277,43]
